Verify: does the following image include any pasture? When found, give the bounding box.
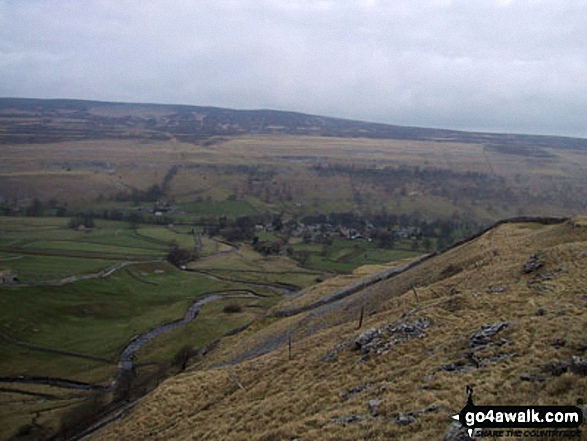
[0,216,327,439]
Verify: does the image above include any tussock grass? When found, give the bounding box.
[90,218,587,440]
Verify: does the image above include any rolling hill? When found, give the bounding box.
[1,98,587,152]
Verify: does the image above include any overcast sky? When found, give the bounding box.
[1,0,586,137]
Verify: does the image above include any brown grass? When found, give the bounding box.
[2,135,585,218]
[88,218,587,440]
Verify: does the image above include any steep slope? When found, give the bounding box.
[89,218,587,440]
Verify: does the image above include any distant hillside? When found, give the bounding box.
[88,217,587,440]
[1,98,586,154]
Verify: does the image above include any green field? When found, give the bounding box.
[289,238,422,273]
[0,255,117,282]
[181,198,261,217]
[136,226,196,249]
[1,264,230,366]
[0,218,298,382]
[0,216,327,439]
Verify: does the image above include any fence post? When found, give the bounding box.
[357,306,365,329]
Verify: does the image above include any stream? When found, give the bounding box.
[1,293,226,392]
[115,293,221,381]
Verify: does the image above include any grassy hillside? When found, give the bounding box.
[89,217,587,440]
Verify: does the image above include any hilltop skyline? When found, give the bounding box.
[1,0,586,138]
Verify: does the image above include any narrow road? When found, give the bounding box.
[2,260,163,287]
[186,268,298,295]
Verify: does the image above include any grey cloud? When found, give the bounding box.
[0,0,586,137]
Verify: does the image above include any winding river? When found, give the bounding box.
[0,293,236,392]
[115,293,221,381]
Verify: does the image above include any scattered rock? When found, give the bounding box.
[570,356,587,376]
[435,325,514,375]
[323,342,346,362]
[354,329,382,354]
[528,283,554,292]
[444,422,479,440]
[394,413,416,426]
[483,352,517,364]
[528,266,566,291]
[340,383,372,400]
[524,253,544,273]
[353,318,433,355]
[423,404,440,413]
[438,352,515,375]
[392,405,439,426]
[541,361,569,376]
[551,338,566,349]
[470,322,510,349]
[521,375,547,382]
[389,317,432,341]
[367,399,383,417]
[464,351,482,368]
[486,285,507,293]
[330,415,364,425]
[576,251,587,259]
[534,267,565,281]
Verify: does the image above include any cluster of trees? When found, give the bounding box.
[205,214,278,242]
[68,213,95,229]
[0,198,69,217]
[312,163,514,204]
[114,166,179,204]
[166,243,197,268]
[115,184,163,203]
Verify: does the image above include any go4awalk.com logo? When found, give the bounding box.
[452,387,584,438]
